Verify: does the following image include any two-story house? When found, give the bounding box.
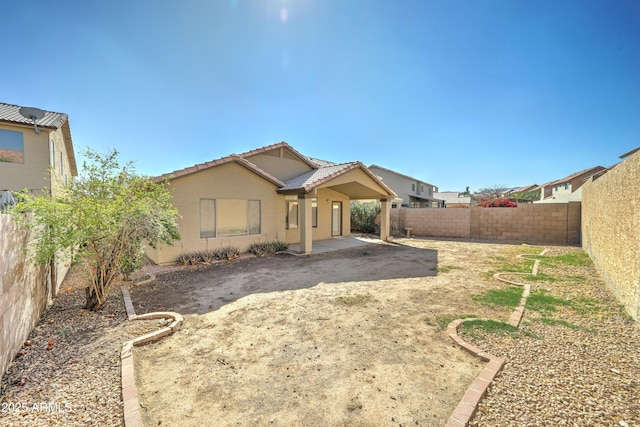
[536,166,606,203]
[0,102,77,198]
[368,164,438,208]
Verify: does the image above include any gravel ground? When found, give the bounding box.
[2,244,638,427]
[0,269,159,427]
[464,246,640,427]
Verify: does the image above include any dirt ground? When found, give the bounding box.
[129,239,523,426]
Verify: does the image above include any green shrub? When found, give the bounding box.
[350,201,381,233]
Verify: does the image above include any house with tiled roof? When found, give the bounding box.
[368,164,439,208]
[147,142,396,264]
[0,102,77,197]
[535,166,606,203]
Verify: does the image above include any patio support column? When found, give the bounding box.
[380,197,390,241]
[299,193,313,254]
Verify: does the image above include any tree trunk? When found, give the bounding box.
[85,286,104,311]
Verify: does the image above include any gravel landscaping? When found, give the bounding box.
[464,246,640,426]
[1,241,638,427]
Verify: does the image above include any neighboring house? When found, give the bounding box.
[433,192,471,208]
[368,164,438,208]
[506,184,540,203]
[0,101,78,293]
[0,102,77,197]
[536,166,606,204]
[147,142,396,264]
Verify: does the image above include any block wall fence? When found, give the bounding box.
[0,214,68,377]
[582,150,640,321]
[390,202,582,245]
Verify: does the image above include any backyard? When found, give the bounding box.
[1,238,638,426]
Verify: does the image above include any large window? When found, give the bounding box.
[0,129,24,163]
[200,198,261,238]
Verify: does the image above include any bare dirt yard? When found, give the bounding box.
[129,239,518,427]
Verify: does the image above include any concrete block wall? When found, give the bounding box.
[582,151,640,321]
[391,208,470,238]
[0,214,51,377]
[391,203,581,245]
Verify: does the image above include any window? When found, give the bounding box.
[411,183,415,192]
[0,129,24,163]
[312,197,318,227]
[200,199,216,238]
[199,198,261,238]
[50,140,55,168]
[287,200,298,229]
[420,185,424,193]
[565,183,569,190]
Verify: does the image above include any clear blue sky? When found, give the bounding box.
[2,0,638,191]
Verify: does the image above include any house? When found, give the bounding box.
[146,142,396,264]
[367,164,438,208]
[536,166,606,203]
[506,184,540,203]
[433,192,471,208]
[0,102,77,197]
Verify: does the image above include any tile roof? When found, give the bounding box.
[237,141,319,169]
[0,102,68,129]
[0,101,77,176]
[278,162,359,192]
[278,161,396,196]
[154,155,284,187]
[154,142,395,197]
[509,184,538,194]
[544,166,606,187]
[619,146,640,159]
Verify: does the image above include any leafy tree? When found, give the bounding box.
[476,185,510,199]
[13,149,180,310]
[350,201,381,233]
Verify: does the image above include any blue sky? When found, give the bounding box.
[1,0,638,191]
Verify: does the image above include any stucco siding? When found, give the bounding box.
[148,162,285,265]
[245,153,313,182]
[0,123,51,193]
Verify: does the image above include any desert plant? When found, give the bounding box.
[214,246,240,260]
[248,241,288,256]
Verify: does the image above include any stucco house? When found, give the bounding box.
[433,192,471,208]
[147,142,396,264]
[0,102,77,198]
[368,164,438,208]
[536,166,606,203]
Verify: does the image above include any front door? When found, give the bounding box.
[332,202,342,236]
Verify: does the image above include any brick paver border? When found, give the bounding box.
[445,248,547,426]
[120,285,184,427]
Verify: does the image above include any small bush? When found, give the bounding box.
[177,246,240,265]
[477,197,517,207]
[249,241,289,256]
[214,246,240,260]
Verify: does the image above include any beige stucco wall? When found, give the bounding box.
[0,123,73,196]
[245,152,313,182]
[582,152,640,321]
[0,214,50,377]
[391,203,581,245]
[147,162,286,265]
[0,123,51,193]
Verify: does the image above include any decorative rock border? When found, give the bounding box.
[120,285,184,427]
[445,248,547,426]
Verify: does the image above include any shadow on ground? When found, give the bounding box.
[129,243,438,315]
